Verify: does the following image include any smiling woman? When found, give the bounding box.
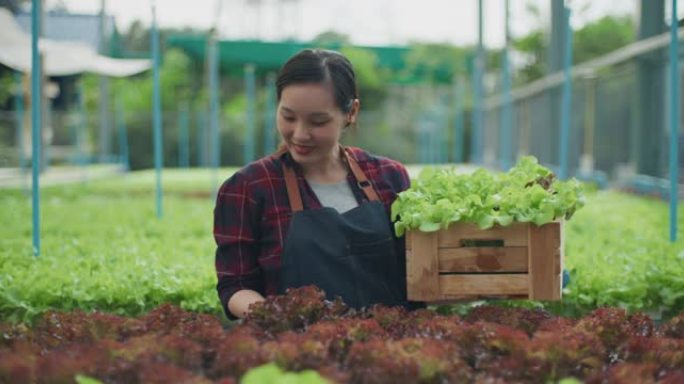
[277,82,356,177]
[275,50,359,183]
[213,49,420,320]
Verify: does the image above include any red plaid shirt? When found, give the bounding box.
[213,147,410,318]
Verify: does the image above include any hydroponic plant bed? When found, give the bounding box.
[1,286,683,384]
[2,167,684,322]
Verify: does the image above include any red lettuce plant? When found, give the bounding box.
[244,286,349,336]
[586,362,684,384]
[1,285,683,383]
[527,327,606,381]
[465,305,553,336]
[575,308,655,350]
[661,312,684,339]
[345,337,472,383]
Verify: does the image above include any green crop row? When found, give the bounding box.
[1,169,683,322]
[1,178,222,323]
[563,191,684,317]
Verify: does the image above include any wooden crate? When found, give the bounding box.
[405,222,563,302]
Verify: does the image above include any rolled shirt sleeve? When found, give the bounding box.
[214,171,263,319]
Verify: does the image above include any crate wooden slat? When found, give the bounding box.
[440,274,529,296]
[405,231,439,300]
[438,246,528,273]
[438,223,529,247]
[528,222,563,300]
[406,222,563,302]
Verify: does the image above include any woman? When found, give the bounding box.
[214,48,413,319]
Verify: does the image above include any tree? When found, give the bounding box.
[401,43,470,85]
[0,68,15,107]
[512,14,635,85]
[509,1,546,84]
[312,30,351,46]
[513,30,546,84]
[120,20,150,54]
[117,20,204,56]
[89,48,196,169]
[340,46,389,109]
[572,15,634,64]
[0,0,29,105]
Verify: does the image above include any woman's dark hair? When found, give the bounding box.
[276,49,358,114]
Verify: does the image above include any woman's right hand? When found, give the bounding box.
[227,289,266,319]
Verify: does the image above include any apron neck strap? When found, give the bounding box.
[275,146,304,211]
[342,147,381,203]
[281,146,380,212]
[283,164,304,212]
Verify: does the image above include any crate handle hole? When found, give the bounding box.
[460,239,504,247]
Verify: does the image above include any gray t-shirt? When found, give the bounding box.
[308,179,359,213]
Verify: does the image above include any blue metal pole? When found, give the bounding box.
[116,99,129,171]
[431,110,437,164]
[428,116,435,164]
[559,5,573,180]
[430,113,437,164]
[428,121,439,164]
[437,107,449,164]
[440,100,449,163]
[77,79,87,166]
[441,101,449,163]
[442,111,447,164]
[178,102,189,168]
[423,119,429,164]
[423,115,430,164]
[197,111,207,167]
[454,78,464,163]
[418,115,426,164]
[500,0,513,171]
[669,0,679,242]
[244,63,256,164]
[70,84,80,165]
[470,62,477,163]
[152,3,163,218]
[208,34,220,191]
[471,0,484,164]
[43,100,52,171]
[264,72,276,155]
[30,0,41,257]
[14,72,26,174]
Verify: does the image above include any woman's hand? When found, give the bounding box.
[227,289,266,318]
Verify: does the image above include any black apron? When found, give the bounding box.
[277,148,404,309]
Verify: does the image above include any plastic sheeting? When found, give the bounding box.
[0,8,151,77]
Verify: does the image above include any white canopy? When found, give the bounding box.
[0,8,151,77]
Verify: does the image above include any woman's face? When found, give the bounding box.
[277,82,358,166]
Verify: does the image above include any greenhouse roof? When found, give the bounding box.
[166,34,410,75]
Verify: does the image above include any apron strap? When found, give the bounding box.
[283,164,304,212]
[280,145,380,212]
[274,145,304,211]
[342,147,381,202]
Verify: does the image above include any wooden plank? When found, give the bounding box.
[439,274,529,297]
[438,223,529,248]
[405,228,412,251]
[425,295,529,303]
[438,246,528,273]
[406,231,440,301]
[528,222,563,300]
